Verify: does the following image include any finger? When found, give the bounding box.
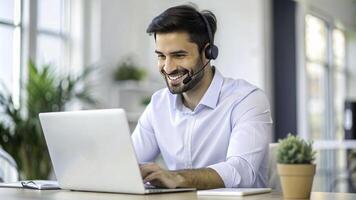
[143,171,159,183]
[140,163,161,178]
[144,171,175,189]
[148,179,166,188]
[143,172,165,187]
[140,163,156,177]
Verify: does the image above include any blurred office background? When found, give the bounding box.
[1,0,356,193]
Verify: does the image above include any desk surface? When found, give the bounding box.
[1,188,356,200]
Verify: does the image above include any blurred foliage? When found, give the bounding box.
[140,96,151,106]
[0,60,95,179]
[277,134,316,164]
[114,60,147,81]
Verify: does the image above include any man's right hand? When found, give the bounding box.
[139,163,185,189]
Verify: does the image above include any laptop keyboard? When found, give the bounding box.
[144,183,164,189]
[144,183,170,193]
[144,183,195,193]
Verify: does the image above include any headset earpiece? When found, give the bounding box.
[198,12,219,60]
[205,44,219,60]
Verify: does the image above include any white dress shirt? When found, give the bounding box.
[131,68,272,188]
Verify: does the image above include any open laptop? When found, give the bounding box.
[39,109,195,194]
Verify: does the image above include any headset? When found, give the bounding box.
[197,12,219,60]
[182,11,219,84]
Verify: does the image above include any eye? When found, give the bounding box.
[157,54,166,60]
[174,54,185,58]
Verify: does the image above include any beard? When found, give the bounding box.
[161,58,205,94]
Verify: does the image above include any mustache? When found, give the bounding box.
[160,68,190,76]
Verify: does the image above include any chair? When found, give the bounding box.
[268,143,281,190]
[0,148,19,182]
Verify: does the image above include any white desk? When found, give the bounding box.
[1,188,356,200]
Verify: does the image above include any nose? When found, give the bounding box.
[162,57,176,74]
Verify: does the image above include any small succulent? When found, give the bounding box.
[277,134,316,164]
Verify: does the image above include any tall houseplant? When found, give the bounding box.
[277,134,316,199]
[0,61,95,179]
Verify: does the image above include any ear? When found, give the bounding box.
[201,43,210,59]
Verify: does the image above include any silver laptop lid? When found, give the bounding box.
[39,109,146,194]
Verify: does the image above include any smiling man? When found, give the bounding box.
[131,5,272,189]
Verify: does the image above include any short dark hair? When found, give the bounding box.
[146,5,217,53]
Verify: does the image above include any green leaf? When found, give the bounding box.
[277,133,316,164]
[0,60,96,179]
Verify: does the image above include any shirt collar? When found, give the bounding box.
[198,67,223,109]
[173,66,224,112]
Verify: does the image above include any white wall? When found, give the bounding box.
[79,0,272,107]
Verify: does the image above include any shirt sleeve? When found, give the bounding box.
[208,90,273,188]
[131,102,160,164]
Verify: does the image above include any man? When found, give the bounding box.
[132,5,272,189]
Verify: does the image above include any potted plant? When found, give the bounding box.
[0,60,95,179]
[113,59,150,114]
[114,60,147,82]
[277,134,316,199]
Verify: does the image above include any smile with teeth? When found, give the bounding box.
[166,72,188,85]
[167,73,186,80]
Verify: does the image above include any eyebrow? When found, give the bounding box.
[154,50,188,55]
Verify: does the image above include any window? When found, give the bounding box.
[332,29,346,140]
[0,0,69,108]
[0,0,21,108]
[305,14,346,140]
[36,0,70,73]
[305,15,328,140]
[305,14,347,192]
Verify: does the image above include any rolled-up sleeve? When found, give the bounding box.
[208,90,272,188]
[131,102,160,164]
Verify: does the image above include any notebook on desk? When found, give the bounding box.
[197,188,272,196]
[0,180,60,190]
[39,109,195,194]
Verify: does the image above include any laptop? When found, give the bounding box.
[39,109,195,194]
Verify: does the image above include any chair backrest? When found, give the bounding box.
[0,148,19,182]
[268,143,281,190]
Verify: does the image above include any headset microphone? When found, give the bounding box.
[182,60,211,84]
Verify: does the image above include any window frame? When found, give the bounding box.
[304,12,347,141]
[29,0,71,73]
[6,0,71,109]
[0,0,22,108]
[301,10,348,192]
